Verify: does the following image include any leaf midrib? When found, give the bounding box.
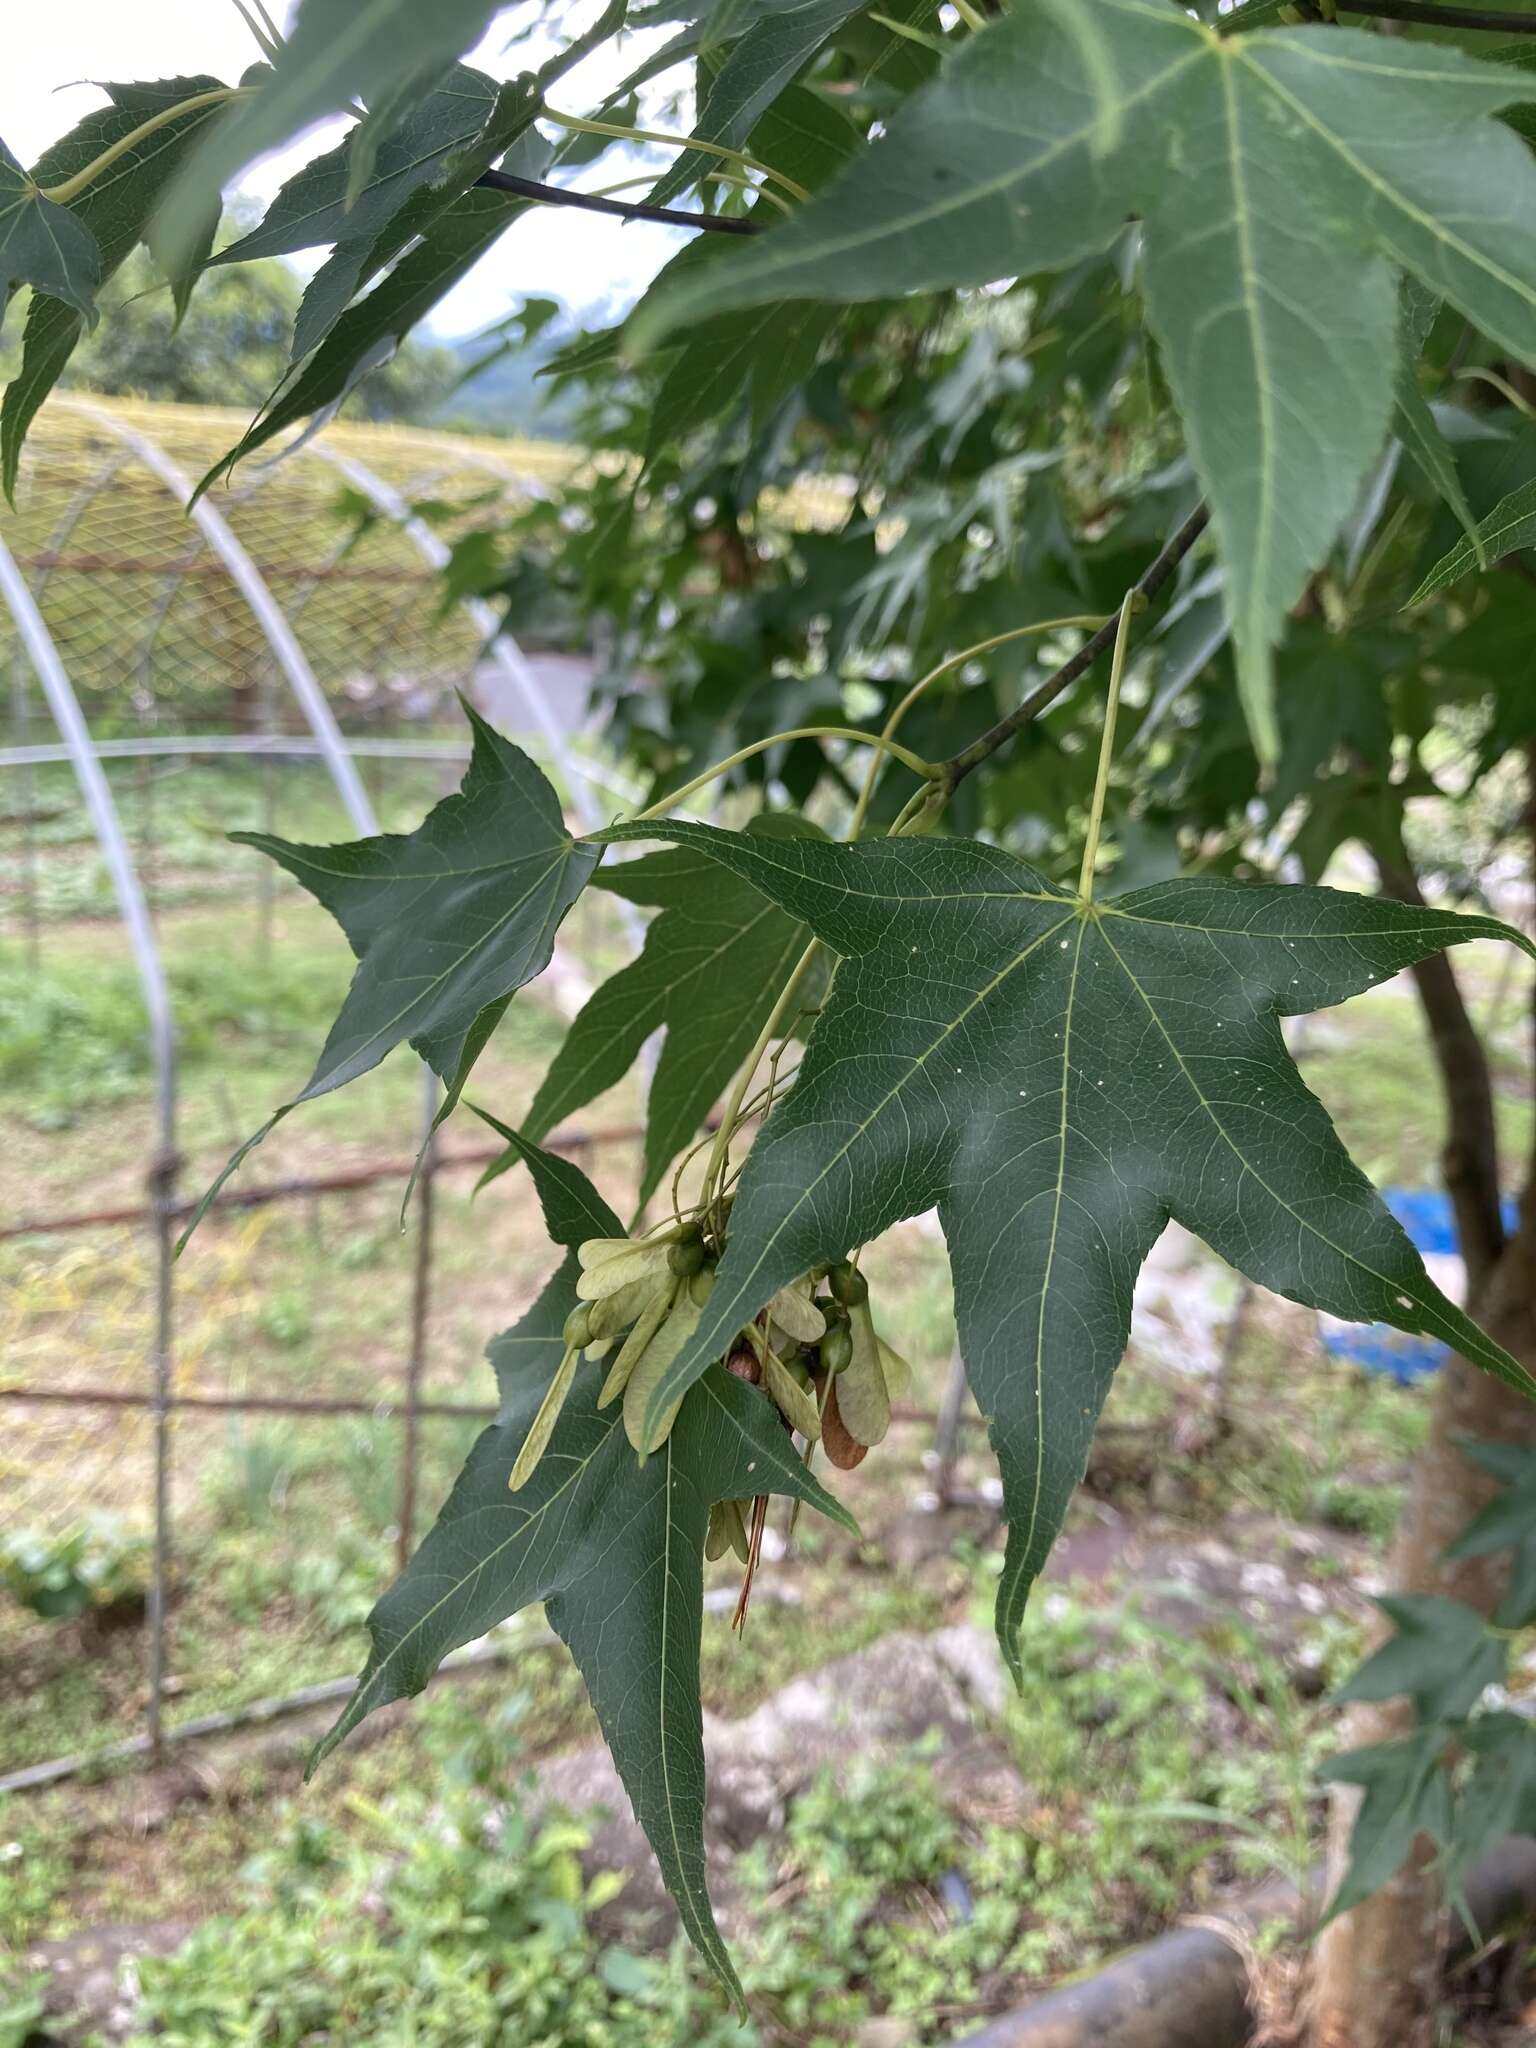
[646,905,1077,1436]
[323,848,571,1080]
[1104,905,1534,954]
[1096,920,1536,1393]
[652,1436,735,1989]
[1241,42,1536,316]
[698,39,1205,292]
[1000,915,1088,1676]
[1218,48,1278,660]
[246,838,572,887]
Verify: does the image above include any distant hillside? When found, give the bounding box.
[433,317,589,441]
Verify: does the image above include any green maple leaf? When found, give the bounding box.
[523,821,816,1205]
[1320,1728,1453,1920]
[0,137,99,352]
[1337,1593,1507,1722]
[1445,1439,1536,1629]
[315,1144,855,2007]
[631,0,1536,758]
[198,161,546,495]
[189,712,597,1233]
[599,823,1536,1681]
[3,80,229,497]
[211,65,500,269]
[154,0,508,264]
[283,0,621,365]
[288,78,544,363]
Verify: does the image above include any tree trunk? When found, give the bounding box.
[1311,1250,1536,2048]
[1311,775,1536,2048]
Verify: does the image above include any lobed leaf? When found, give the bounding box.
[315,1359,857,2003]
[524,820,818,1205]
[2,81,229,496]
[198,168,544,491]
[183,711,598,1234]
[598,821,1536,1682]
[211,65,500,269]
[156,0,510,263]
[630,2,1536,759]
[274,2,617,363]
[288,81,544,361]
[1445,1440,1536,1628]
[0,140,99,346]
[1336,1593,1507,1722]
[1320,1729,1454,1921]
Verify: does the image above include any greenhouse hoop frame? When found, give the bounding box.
[0,399,977,1787]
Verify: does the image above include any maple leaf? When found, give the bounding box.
[600,823,1536,1680]
[524,820,817,1204]
[630,0,1536,756]
[0,140,99,351]
[185,712,596,1234]
[2,80,229,496]
[316,1134,856,2006]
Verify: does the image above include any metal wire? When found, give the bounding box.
[0,397,593,1772]
[0,396,974,1795]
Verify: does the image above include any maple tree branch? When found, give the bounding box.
[939,502,1211,793]
[1369,812,1507,1286]
[475,168,764,235]
[1335,0,1536,30]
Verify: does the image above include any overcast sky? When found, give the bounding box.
[1,1,688,335]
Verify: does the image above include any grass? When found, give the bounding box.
[3,758,1534,2037]
[1299,964,1533,1195]
[732,1588,1336,2042]
[2,1591,1343,2044]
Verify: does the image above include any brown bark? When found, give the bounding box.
[1312,1265,1536,2048]
[1368,822,1505,1287]
[958,1844,1536,2048]
[1312,788,1536,2047]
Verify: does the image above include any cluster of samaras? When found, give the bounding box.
[512,1217,908,1619]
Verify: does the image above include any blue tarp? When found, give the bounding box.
[1318,1189,1521,1384]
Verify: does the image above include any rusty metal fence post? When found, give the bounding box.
[398,1097,440,1570]
[931,1348,971,1507]
[144,1144,180,1759]
[0,528,181,1761]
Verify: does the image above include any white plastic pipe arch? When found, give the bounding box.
[63,400,379,838]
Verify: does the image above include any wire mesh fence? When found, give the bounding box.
[0,397,614,1786]
[0,397,974,1798]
